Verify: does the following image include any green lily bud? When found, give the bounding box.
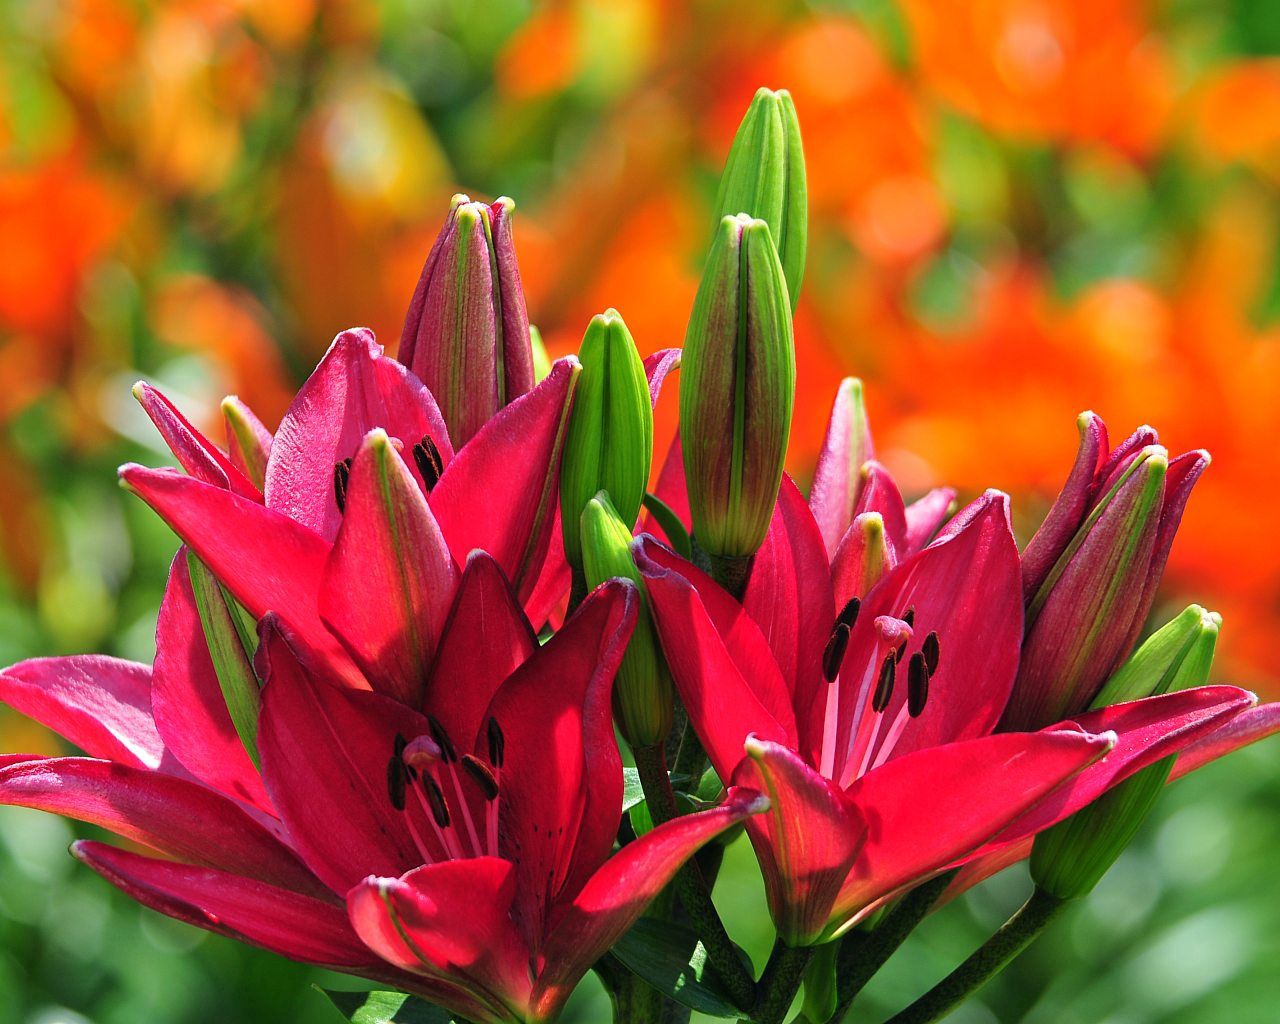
[560,310,654,572]
[715,87,808,309]
[580,493,673,747]
[681,214,795,565]
[1030,605,1221,900]
[186,551,261,767]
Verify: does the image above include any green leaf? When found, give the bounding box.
[642,492,692,560]
[319,988,458,1024]
[622,766,646,813]
[612,918,743,1018]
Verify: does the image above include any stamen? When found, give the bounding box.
[902,605,916,629]
[426,715,458,763]
[461,755,499,800]
[907,652,930,717]
[893,639,908,664]
[333,458,353,513]
[487,717,505,768]
[836,596,861,631]
[386,756,407,811]
[872,654,895,712]
[421,773,451,828]
[413,435,444,491]
[822,623,851,682]
[922,631,941,675]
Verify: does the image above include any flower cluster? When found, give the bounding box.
[1,88,1277,1024]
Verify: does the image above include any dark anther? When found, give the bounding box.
[393,734,408,759]
[907,651,930,717]
[822,623,851,682]
[922,631,941,675]
[426,714,458,763]
[461,755,500,800]
[413,436,444,492]
[873,653,896,713]
[836,596,861,632]
[422,774,451,827]
[902,605,916,630]
[333,457,353,513]
[386,756,407,811]
[487,717,505,768]
[894,639,908,664]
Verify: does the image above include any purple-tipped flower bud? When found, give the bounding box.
[1003,416,1210,730]
[398,194,534,446]
[1030,605,1221,899]
[681,213,795,565]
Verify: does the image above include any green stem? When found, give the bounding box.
[750,938,814,1024]
[882,888,1069,1024]
[832,871,955,1021]
[709,552,753,600]
[632,745,757,1011]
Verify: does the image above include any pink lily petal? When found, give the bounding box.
[730,740,864,945]
[320,430,458,706]
[423,551,537,750]
[637,537,797,780]
[830,729,1116,935]
[119,465,361,685]
[1021,412,1109,601]
[73,841,381,969]
[809,378,875,557]
[256,618,432,893]
[152,553,272,810]
[265,328,453,541]
[480,580,635,944]
[1170,701,1280,780]
[222,394,274,491]
[643,348,682,406]
[0,757,321,895]
[521,517,572,629]
[348,857,533,1020]
[431,358,577,611]
[133,382,262,501]
[533,786,767,1018]
[0,655,163,769]
[902,488,957,552]
[743,477,836,750]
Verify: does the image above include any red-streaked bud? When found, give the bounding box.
[398,194,534,446]
[559,310,653,572]
[580,494,673,747]
[1030,605,1222,899]
[680,214,795,563]
[1005,428,1210,729]
[714,87,808,308]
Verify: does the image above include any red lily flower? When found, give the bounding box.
[0,563,764,1023]
[636,386,1260,947]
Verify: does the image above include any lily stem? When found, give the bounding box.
[750,938,813,1024]
[882,887,1069,1024]
[832,871,956,1021]
[632,744,757,1011]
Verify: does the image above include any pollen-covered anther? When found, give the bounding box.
[333,457,353,512]
[421,773,451,828]
[922,630,941,675]
[823,623,852,682]
[872,654,895,713]
[426,714,458,763]
[413,435,445,491]
[487,717,506,768]
[461,755,500,801]
[386,756,407,811]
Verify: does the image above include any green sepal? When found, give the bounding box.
[186,550,261,768]
[642,491,692,560]
[800,939,839,1024]
[714,87,808,309]
[559,309,654,570]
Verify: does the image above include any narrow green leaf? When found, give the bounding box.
[319,988,458,1024]
[642,492,692,560]
[612,918,743,1018]
[186,551,261,768]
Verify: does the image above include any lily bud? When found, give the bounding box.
[1003,417,1210,730]
[559,310,654,572]
[580,493,673,747]
[681,213,795,563]
[714,87,808,308]
[221,396,272,491]
[1030,605,1221,899]
[398,194,534,446]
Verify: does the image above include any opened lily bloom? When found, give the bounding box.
[0,375,766,1023]
[637,381,1263,947]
